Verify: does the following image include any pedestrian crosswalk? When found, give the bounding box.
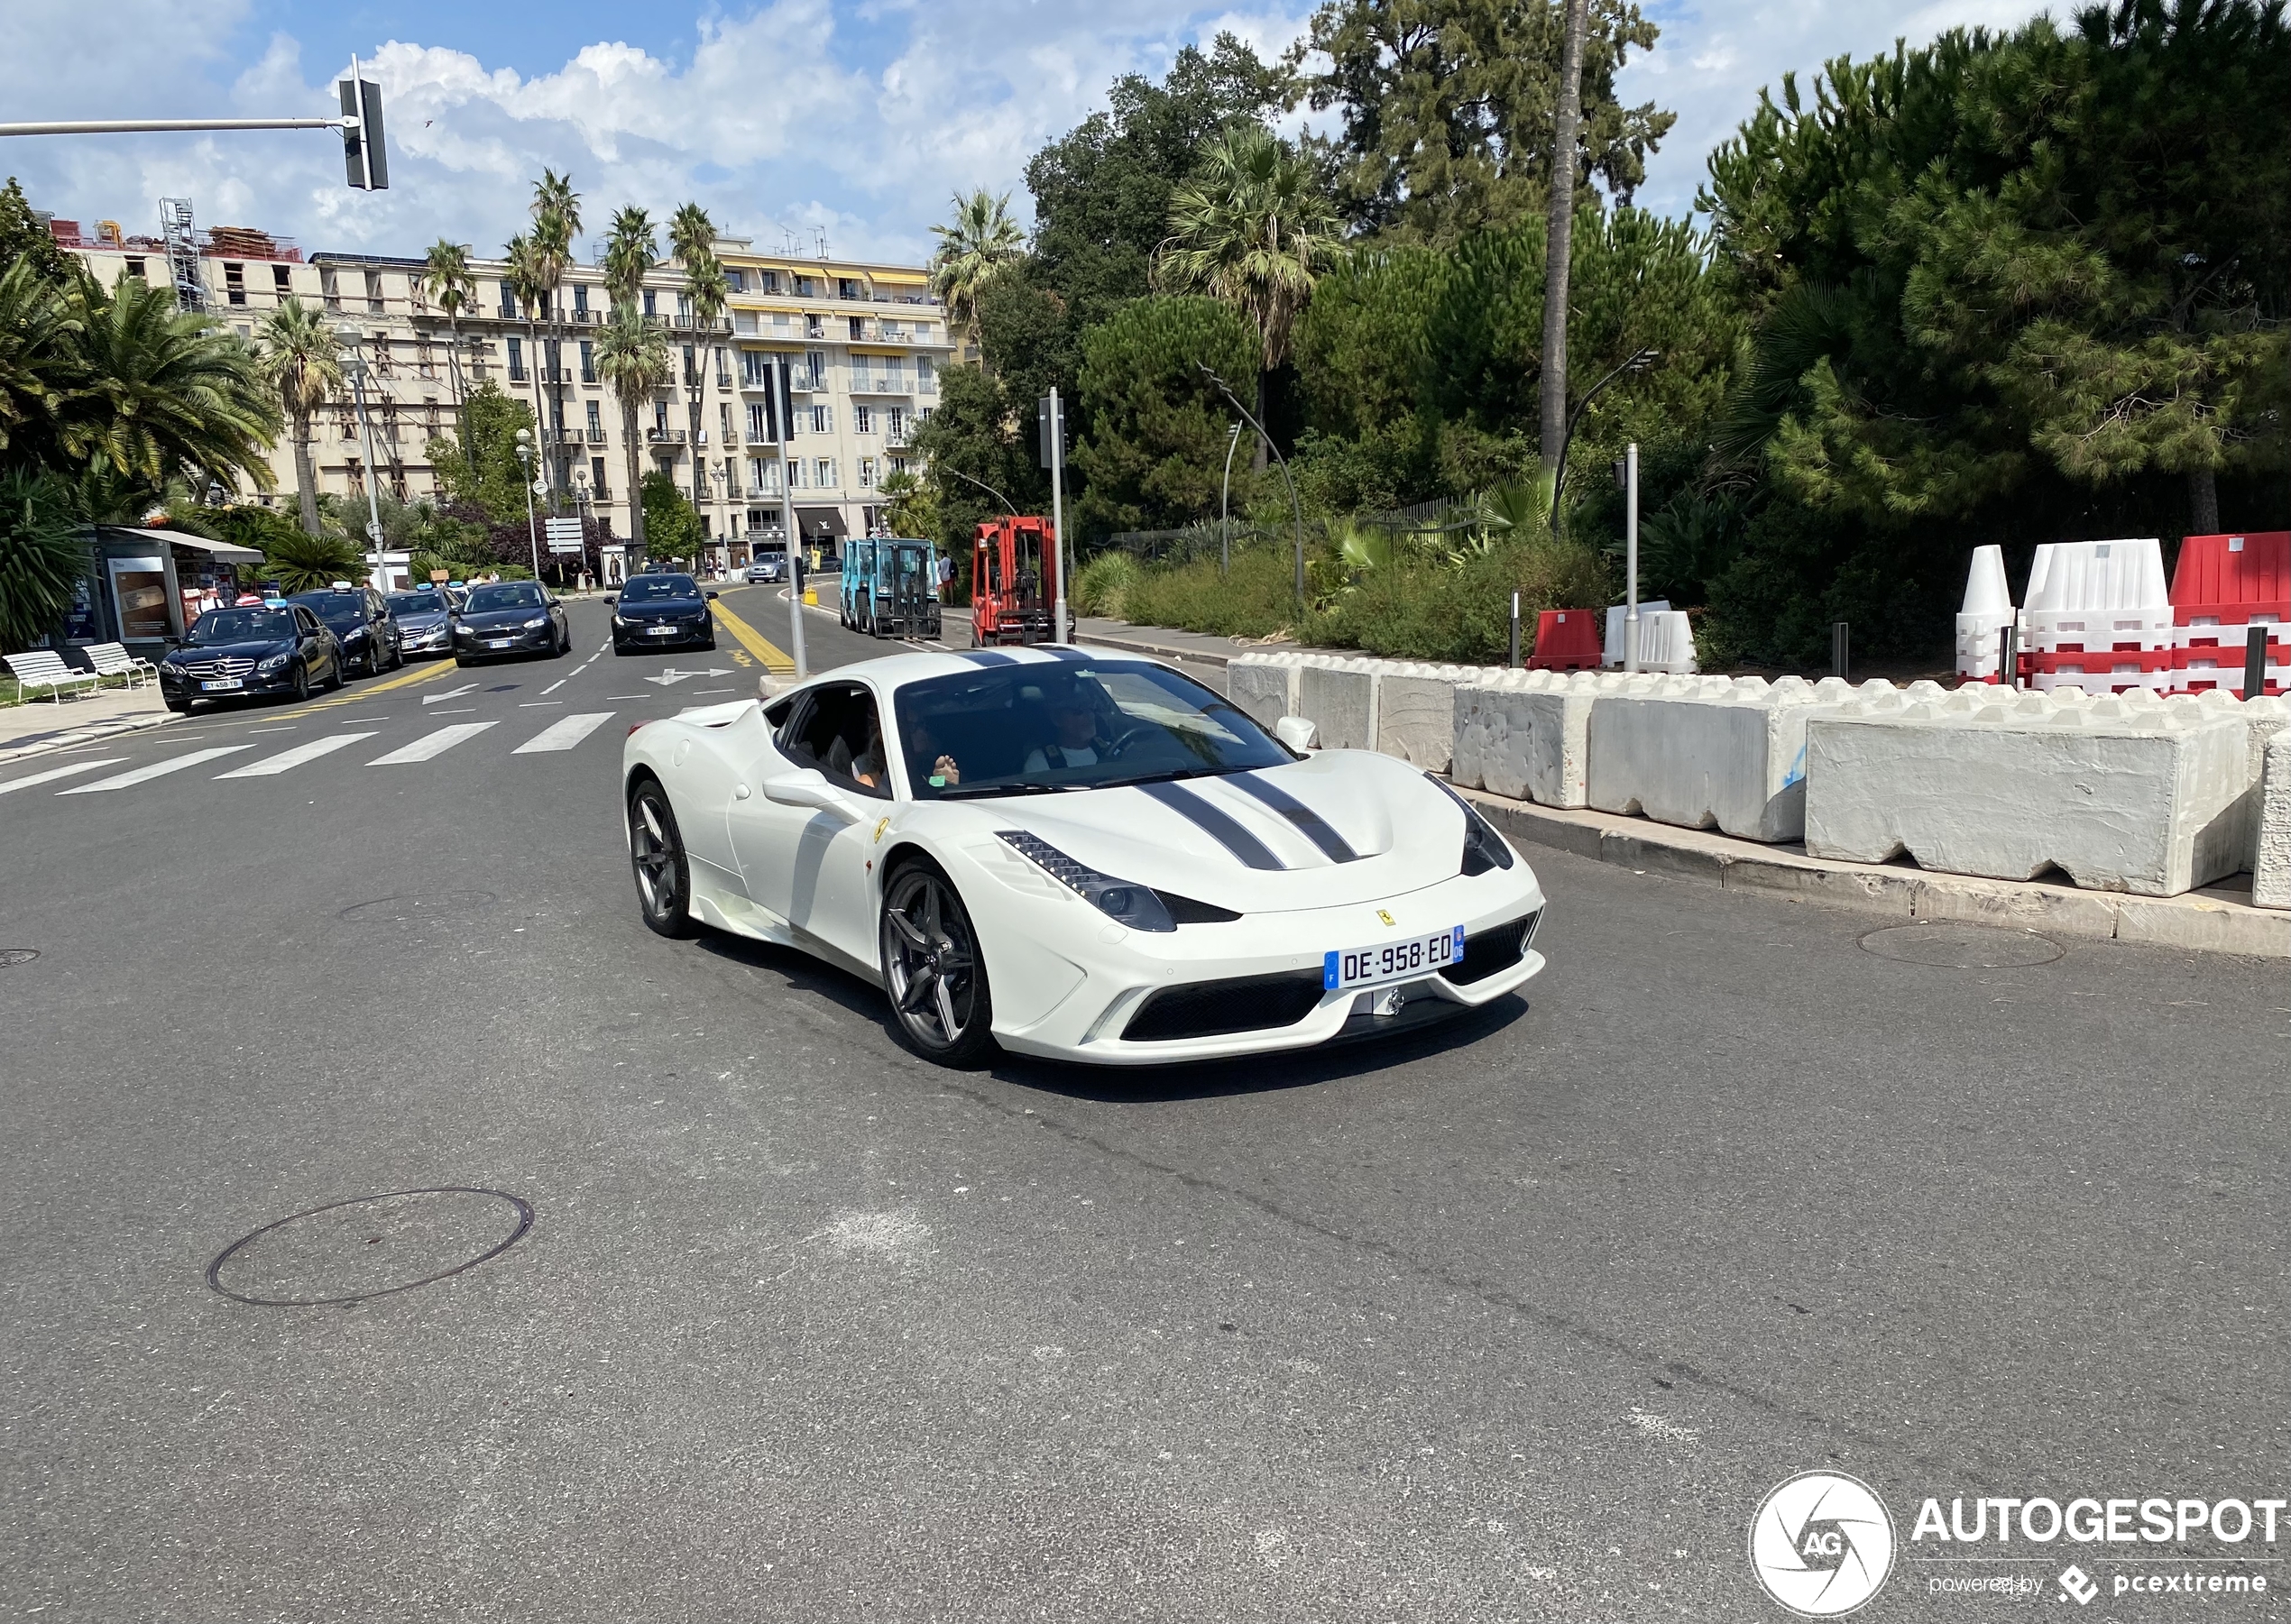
[5,711,624,799]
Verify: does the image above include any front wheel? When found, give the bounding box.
[628,780,694,937]
[879,864,995,1065]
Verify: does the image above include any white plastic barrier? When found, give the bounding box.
[2021,537,2175,695]
[1955,544,2014,682]
[1600,601,1698,674]
[2256,733,2291,910]
[1804,684,2264,896]
[1584,674,1885,842]
[1452,669,1605,808]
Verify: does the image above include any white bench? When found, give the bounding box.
[85,641,158,688]
[5,649,100,703]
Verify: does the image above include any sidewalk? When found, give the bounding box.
[1461,787,2289,959]
[0,685,176,766]
[939,606,1337,666]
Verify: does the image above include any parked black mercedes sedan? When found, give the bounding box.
[157,603,344,711]
[450,580,571,665]
[610,573,718,655]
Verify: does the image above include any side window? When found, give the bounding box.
[296,608,320,636]
[782,683,890,799]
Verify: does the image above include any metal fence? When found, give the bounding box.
[1098,521,1302,565]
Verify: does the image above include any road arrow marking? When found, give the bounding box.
[422,684,479,705]
[642,666,734,686]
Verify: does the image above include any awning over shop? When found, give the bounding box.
[150,528,263,564]
[795,506,849,538]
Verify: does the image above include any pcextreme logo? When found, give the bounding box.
[1749,1472,1898,1617]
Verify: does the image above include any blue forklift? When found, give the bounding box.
[840,537,942,638]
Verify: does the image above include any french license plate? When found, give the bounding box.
[486,638,514,648]
[200,678,244,691]
[648,624,677,636]
[1325,925,1464,990]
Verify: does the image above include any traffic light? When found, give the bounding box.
[337,61,388,190]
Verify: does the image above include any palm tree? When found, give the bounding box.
[1155,125,1339,471]
[419,240,478,473]
[594,299,672,568]
[667,206,721,512]
[501,231,552,491]
[62,275,278,497]
[602,206,655,308]
[927,189,1023,360]
[253,298,342,536]
[531,173,582,504]
[0,259,82,467]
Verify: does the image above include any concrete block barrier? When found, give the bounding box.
[1585,673,1874,842]
[1234,650,1503,770]
[1377,663,1488,770]
[2256,733,2291,910]
[1227,653,1302,731]
[1804,685,2259,896]
[1295,658,1380,751]
[1452,669,1601,808]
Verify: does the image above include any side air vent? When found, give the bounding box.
[1440,910,1541,986]
[1123,970,1324,1042]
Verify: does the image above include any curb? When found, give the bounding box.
[0,709,178,767]
[1460,787,2290,960]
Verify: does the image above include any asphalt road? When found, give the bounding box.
[2,584,2285,1622]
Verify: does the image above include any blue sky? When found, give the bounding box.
[0,0,2050,265]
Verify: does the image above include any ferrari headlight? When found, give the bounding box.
[1429,775,1514,876]
[995,830,1175,933]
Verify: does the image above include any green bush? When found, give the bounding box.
[1071,550,1140,619]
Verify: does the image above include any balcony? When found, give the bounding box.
[850,374,913,397]
[586,427,608,444]
[744,430,777,446]
[715,373,733,391]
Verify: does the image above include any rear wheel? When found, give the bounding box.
[879,864,995,1065]
[287,664,310,703]
[628,781,694,937]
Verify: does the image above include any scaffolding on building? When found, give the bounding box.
[159,197,203,313]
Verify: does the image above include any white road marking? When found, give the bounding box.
[0,757,125,795]
[422,684,480,705]
[643,665,734,687]
[368,721,497,764]
[694,688,734,694]
[512,711,616,754]
[518,701,562,707]
[247,726,296,733]
[540,679,566,695]
[216,733,377,778]
[59,747,253,794]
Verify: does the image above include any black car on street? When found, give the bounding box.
[157,604,344,711]
[611,573,718,655]
[451,581,572,665]
[286,587,402,677]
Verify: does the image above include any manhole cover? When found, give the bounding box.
[1859,922,2063,968]
[0,949,37,968]
[207,1188,532,1307]
[336,890,498,924]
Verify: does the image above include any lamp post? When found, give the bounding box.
[712,463,730,575]
[1199,366,1306,609]
[1219,420,1242,576]
[334,325,388,589]
[513,427,543,581]
[572,465,592,589]
[1551,346,1659,533]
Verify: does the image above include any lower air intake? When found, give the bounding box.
[1440,910,1541,986]
[1122,970,1326,1042]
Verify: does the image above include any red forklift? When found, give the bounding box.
[971,516,1074,645]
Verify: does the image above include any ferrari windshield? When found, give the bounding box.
[893,658,1290,800]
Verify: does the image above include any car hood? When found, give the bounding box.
[458,607,548,630]
[948,749,1468,913]
[170,638,291,662]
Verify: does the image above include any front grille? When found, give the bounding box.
[1440,910,1541,986]
[1123,970,1325,1042]
[183,656,256,678]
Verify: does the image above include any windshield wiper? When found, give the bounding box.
[936,781,1074,800]
[1090,766,1235,791]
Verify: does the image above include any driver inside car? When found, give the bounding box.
[1025,693,1109,773]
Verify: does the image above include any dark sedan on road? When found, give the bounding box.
[451,581,572,665]
[157,604,343,711]
[286,587,402,677]
[611,573,718,655]
[385,588,455,659]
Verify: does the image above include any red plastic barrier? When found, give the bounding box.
[1528,608,1602,670]
[2167,532,2287,693]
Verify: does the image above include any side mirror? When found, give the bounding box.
[603,595,617,605]
[705,590,720,600]
[1274,715,1319,752]
[759,768,860,819]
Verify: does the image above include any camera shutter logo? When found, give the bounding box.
[1749,1472,1897,1616]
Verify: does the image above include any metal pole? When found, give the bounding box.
[0,116,356,137]
[1199,367,1304,610]
[1219,420,1241,578]
[1623,441,1640,673]
[1832,620,1851,681]
[1509,591,1522,669]
[774,359,806,679]
[1048,387,1070,646]
[520,467,541,580]
[344,346,387,591]
[2000,624,2019,691]
[2247,624,2269,701]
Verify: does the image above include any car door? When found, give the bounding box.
[726,681,888,966]
[293,607,328,677]
[368,589,397,657]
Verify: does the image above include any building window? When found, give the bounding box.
[805,313,824,340]
[796,276,814,298]
[806,351,827,388]
[507,336,525,381]
[371,335,393,377]
[592,455,609,498]
[579,340,595,382]
[498,281,517,317]
[574,284,589,314]
[124,257,147,280]
[719,404,733,446]
[854,406,873,435]
[365,271,384,313]
[889,456,909,478]
[772,313,792,335]
[654,401,670,435]
[815,458,836,489]
[741,350,766,387]
[677,292,695,323]
[809,405,832,435]
[858,457,877,489]
[787,459,805,490]
[887,407,906,441]
[224,262,246,306]
[586,400,602,436]
[747,402,767,442]
[543,338,562,382]
[839,278,862,300]
[272,264,292,293]
[759,271,780,294]
[642,289,657,317]
[725,268,745,292]
[917,357,936,395]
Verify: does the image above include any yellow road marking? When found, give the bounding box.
[711,600,795,674]
[272,656,469,719]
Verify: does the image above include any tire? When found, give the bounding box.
[628,779,694,938]
[164,698,190,715]
[287,664,310,703]
[455,655,474,668]
[703,632,716,652]
[324,656,345,692]
[879,862,996,1066]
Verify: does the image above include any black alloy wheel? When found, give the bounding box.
[879,865,995,1065]
[628,781,694,937]
[288,663,309,703]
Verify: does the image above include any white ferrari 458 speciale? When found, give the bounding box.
[621,647,1547,1066]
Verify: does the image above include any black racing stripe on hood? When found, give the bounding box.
[1227,772,1359,863]
[956,649,1018,665]
[1038,646,1091,662]
[1136,780,1284,870]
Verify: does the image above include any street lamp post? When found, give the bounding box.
[572,466,592,589]
[1219,420,1242,577]
[513,428,543,581]
[334,326,388,589]
[712,463,729,575]
[1551,346,1659,533]
[1199,366,1306,609]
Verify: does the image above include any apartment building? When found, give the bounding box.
[49,212,950,565]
